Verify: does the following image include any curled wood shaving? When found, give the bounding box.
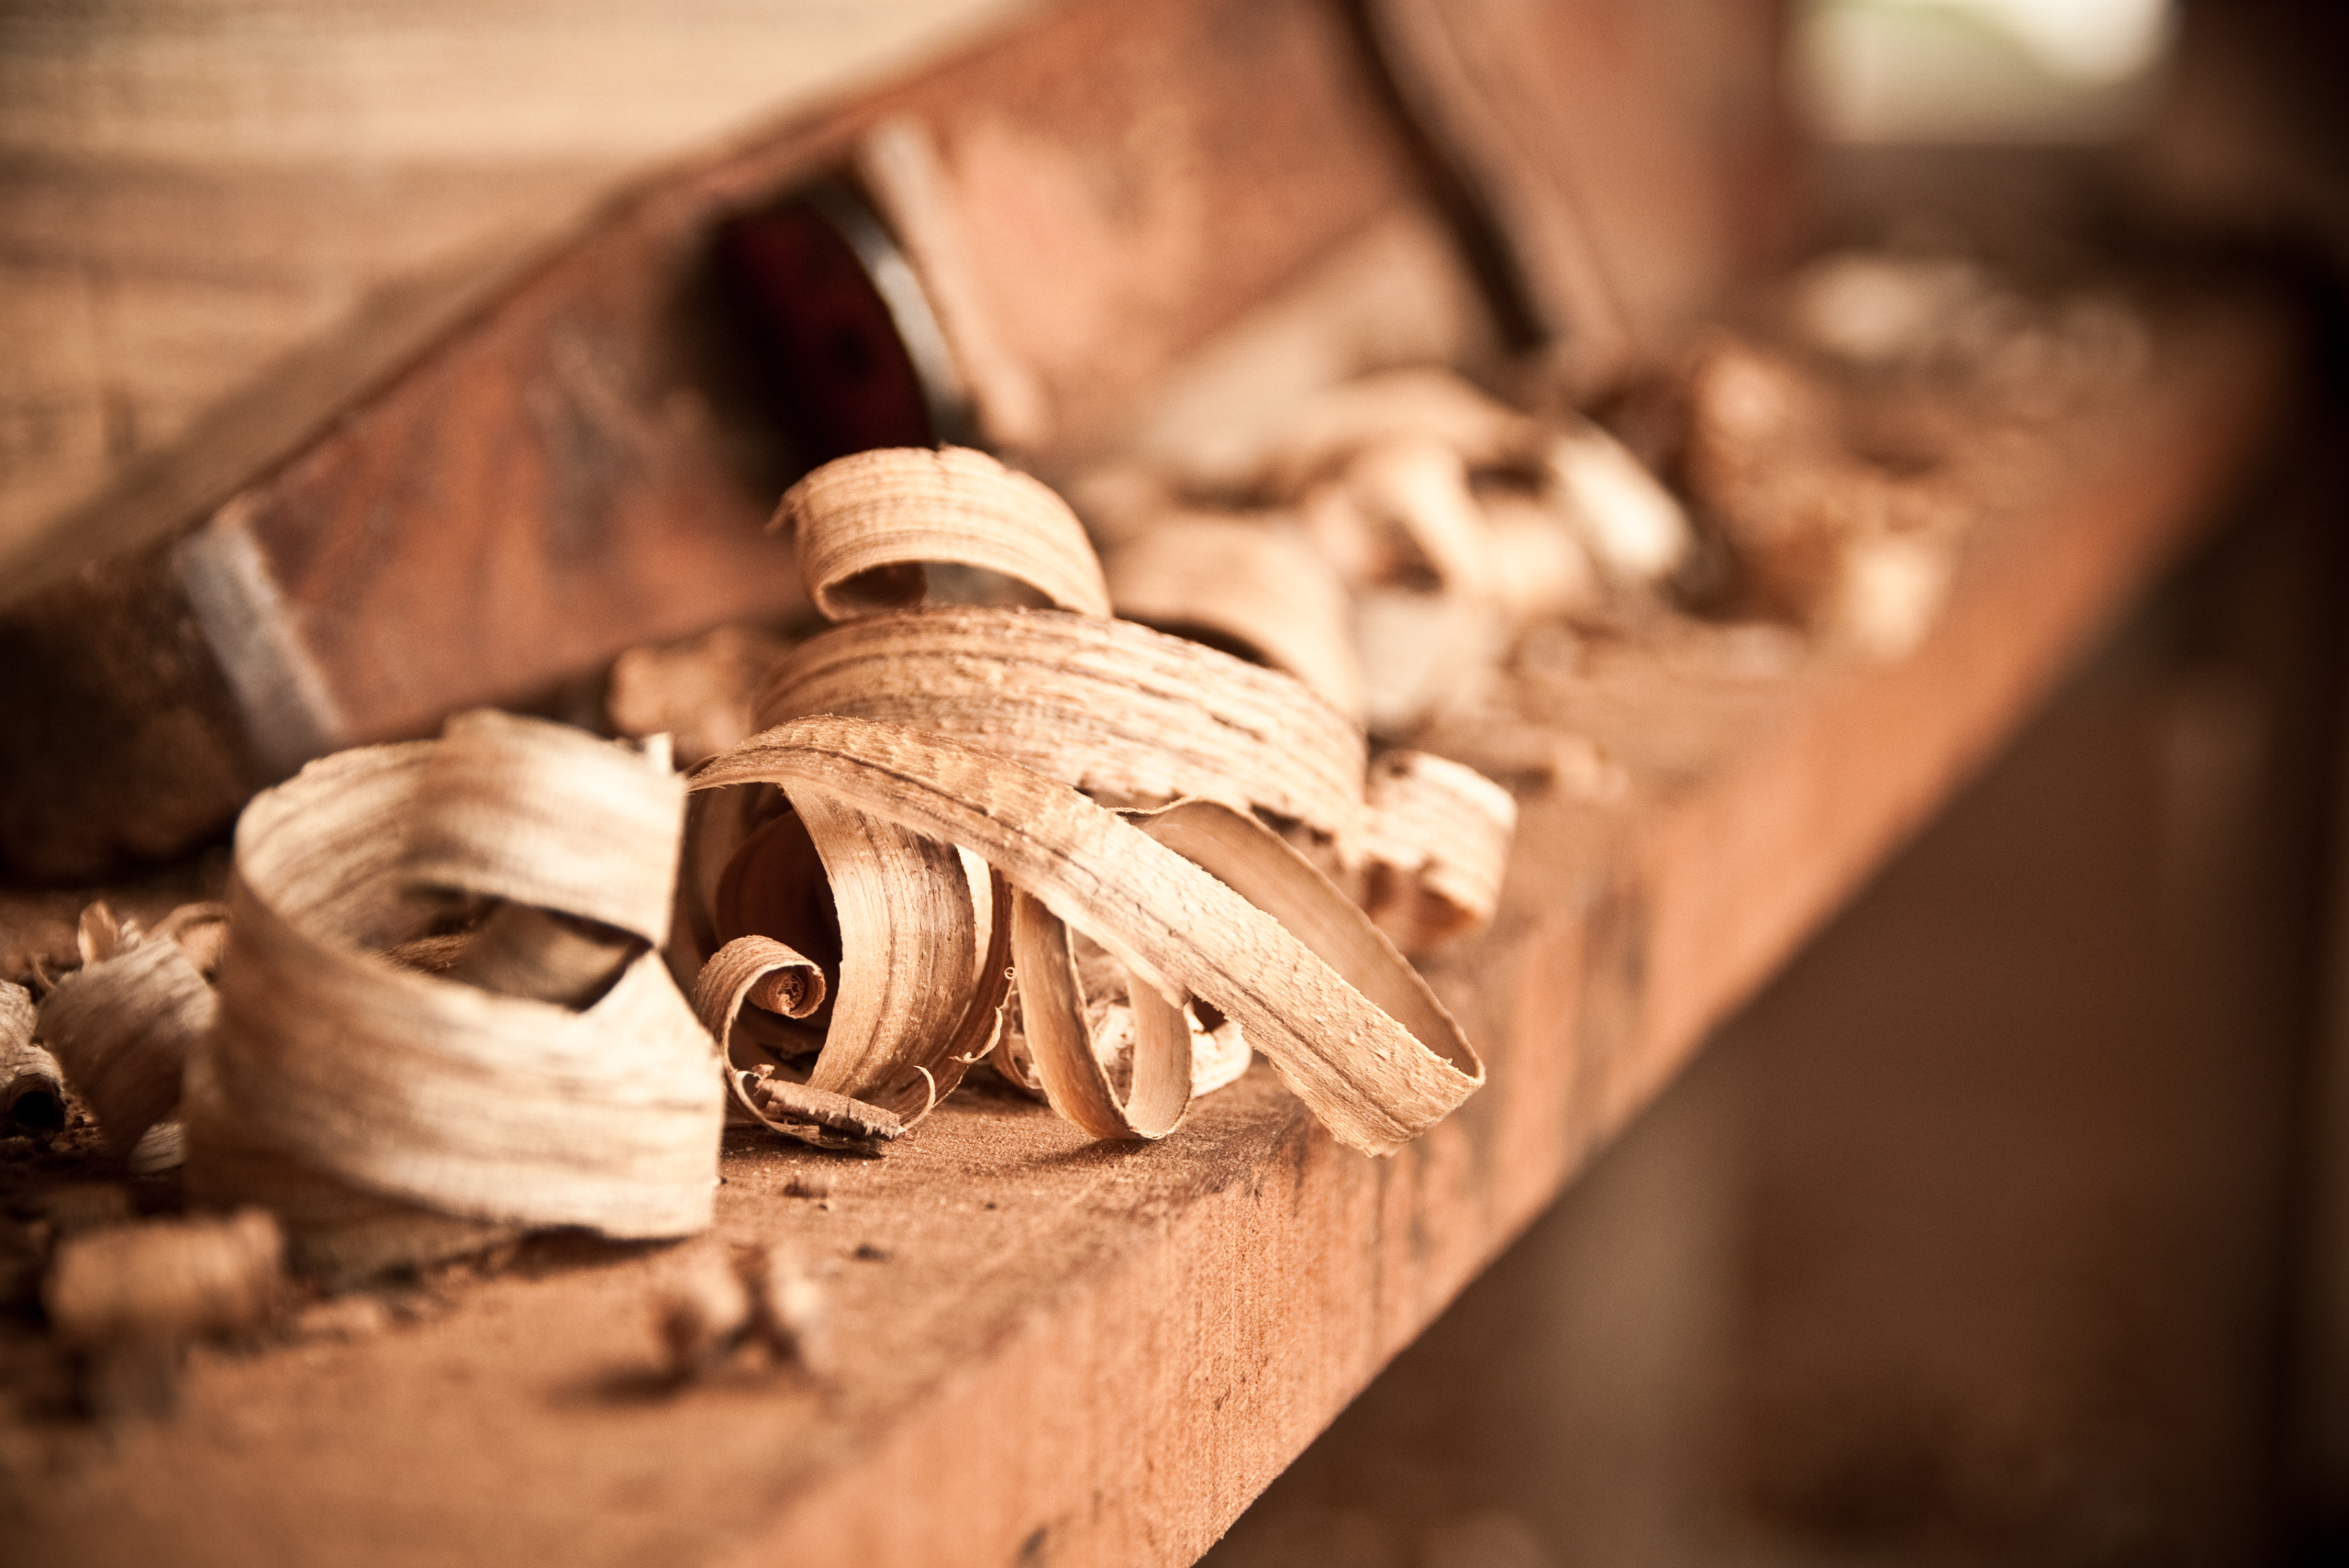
[779,445,1110,619]
[37,904,223,1152]
[685,445,1507,1152]
[750,607,1369,842]
[688,932,912,1150]
[185,712,723,1263]
[405,710,680,944]
[1333,437,1498,601]
[1085,368,1693,742]
[693,718,1480,1155]
[1011,892,1192,1140]
[2,981,64,1136]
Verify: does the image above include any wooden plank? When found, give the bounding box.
[0,302,2289,1567]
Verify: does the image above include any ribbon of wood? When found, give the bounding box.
[751,606,1368,842]
[684,445,1506,1151]
[779,445,1112,619]
[36,903,225,1153]
[692,717,1481,1156]
[184,713,723,1267]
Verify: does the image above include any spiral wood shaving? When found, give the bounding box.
[40,444,1515,1273]
[183,712,720,1273]
[679,445,1503,1156]
[37,902,224,1153]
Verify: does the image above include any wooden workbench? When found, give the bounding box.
[0,300,2289,1566]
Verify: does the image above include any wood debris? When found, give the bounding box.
[670,445,1497,1155]
[180,711,722,1273]
[1681,336,1968,660]
[11,268,2120,1290]
[1,981,64,1136]
[607,623,798,768]
[44,1207,284,1348]
[741,1067,904,1151]
[43,1207,284,1418]
[653,1241,828,1380]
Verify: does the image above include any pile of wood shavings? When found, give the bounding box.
[2,254,2147,1341]
[6,446,1512,1308]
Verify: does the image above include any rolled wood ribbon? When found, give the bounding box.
[37,904,224,1153]
[186,713,722,1269]
[695,718,1480,1155]
[693,446,1502,1153]
[778,445,1111,619]
[1102,514,1364,722]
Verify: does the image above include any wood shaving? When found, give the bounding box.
[37,903,222,1152]
[1102,513,1364,718]
[678,445,1499,1154]
[1,981,64,1136]
[743,1067,905,1150]
[653,1241,828,1380]
[1357,751,1520,954]
[780,444,1109,618]
[182,711,722,1272]
[607,623,797,767]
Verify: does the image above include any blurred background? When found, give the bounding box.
[1208,4,2349,1562]
[7,2,2349,1562]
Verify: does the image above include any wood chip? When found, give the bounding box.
[778,446,1110,619]
[743,1069,905,1148]
[43,1208,284,1349]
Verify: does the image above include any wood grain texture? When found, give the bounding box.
[0,304,2289,1567]
[0,0,1041,582]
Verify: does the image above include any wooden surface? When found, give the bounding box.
[0,305,2288,1567]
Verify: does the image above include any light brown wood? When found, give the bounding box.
[0,303,2288,1564]
[0,0,1040,583]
